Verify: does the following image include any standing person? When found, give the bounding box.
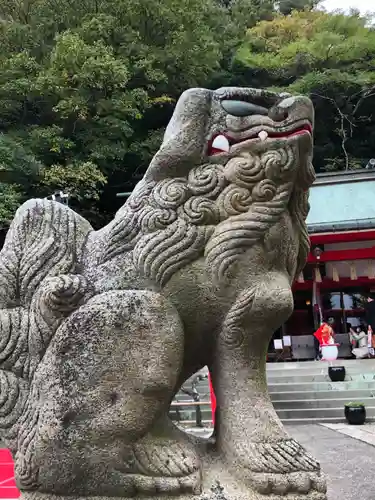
[313,333,321,360]
[313,317,335,359]
[365,295,375,330]
[365,295,375,357]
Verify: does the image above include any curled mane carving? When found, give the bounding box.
[103,144,312,285]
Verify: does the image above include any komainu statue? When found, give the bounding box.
[0,87,327,500]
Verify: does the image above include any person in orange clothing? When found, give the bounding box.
[313,317,335,360]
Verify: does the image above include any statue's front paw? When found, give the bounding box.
[230,438,327,497]
[126,430,202,494]
[133,440,199,478]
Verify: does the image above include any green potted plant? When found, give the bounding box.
[344,402,366,425]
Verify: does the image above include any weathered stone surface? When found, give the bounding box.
[0,87,326,500]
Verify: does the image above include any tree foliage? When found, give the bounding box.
[0,0,232,226]
[0,1,374,227]
[234,10,375,172]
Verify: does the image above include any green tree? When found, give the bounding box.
[233,10,375,172]
[0,0,230,226]
[277,0,320,16]
[0,134,41,226]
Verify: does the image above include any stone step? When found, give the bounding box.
[276,405,375,420]
[281,416,375,424]
[273,397,375,410]
[270,389,375,401]
[184,360,375,375]
[174,394,208,402]
[267,366,375,375]
[267,372,375,384]
[267,359,375,370]
[169,406,212,423]
[177,427,213,438]
[268,380,375,392]
[267,363,375,373]
[176,362,375,425]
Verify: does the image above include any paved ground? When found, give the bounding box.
[322,421,375,446]
[288,424,375,500]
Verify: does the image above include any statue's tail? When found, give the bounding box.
[0,199,92,309]
[0,199,93,451]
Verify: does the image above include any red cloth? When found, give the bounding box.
[208,372,216,426]
[0,449,19,498]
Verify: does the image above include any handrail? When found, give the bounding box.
[171,401,211,407]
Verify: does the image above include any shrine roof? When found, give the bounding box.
[307,169,375,233]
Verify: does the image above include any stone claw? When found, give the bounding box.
[250,471,327,496]
[112,470,201,496]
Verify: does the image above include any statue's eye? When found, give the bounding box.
[268,107,289,122]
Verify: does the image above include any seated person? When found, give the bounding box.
[351,326,369,359]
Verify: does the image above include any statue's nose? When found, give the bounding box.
[221,99,268,117]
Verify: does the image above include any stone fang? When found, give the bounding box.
[258,130,268,141]
[212,134,230,152]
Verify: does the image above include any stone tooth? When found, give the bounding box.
[258,130,268,141]
[212,135,230,153]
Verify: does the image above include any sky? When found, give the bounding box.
[321,0,373,15]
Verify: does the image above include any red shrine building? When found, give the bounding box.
[270,168,375,360]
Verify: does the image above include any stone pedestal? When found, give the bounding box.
[19,442,327,500]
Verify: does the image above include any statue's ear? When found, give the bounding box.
[145,88,212,182]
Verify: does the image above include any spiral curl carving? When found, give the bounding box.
[216,185,252,218]
[252,179,277,202]
[23,274,94,379]
[221,288,256,349]
[138,206,177,233]
[188,163,227,198]
[223,154,263,189]
[221,326,245,349]
[178,196,220,225]
[152,178,190,209]
[38,274,92,314]
[205,183,293,282]
[262,146,295,182]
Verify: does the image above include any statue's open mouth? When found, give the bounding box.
[207,123,312,156]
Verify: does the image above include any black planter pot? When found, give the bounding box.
[328,366,346,382]
[345,405,366,425]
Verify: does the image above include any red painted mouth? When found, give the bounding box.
[208,123,313,156]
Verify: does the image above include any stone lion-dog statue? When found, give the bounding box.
[0,87,326,500]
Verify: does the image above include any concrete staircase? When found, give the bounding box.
[268,359,375,424]
[171,359,375,427]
